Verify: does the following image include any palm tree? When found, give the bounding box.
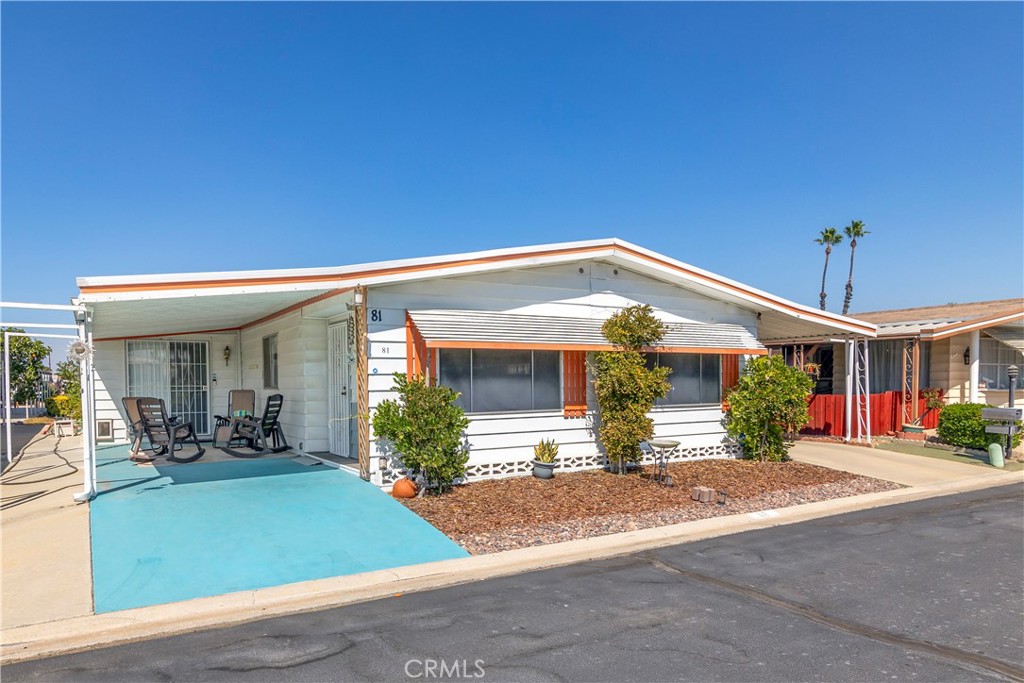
[814,227,843,310]
[841,220,870,315]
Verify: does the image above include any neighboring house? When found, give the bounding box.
[771,299,1023,434]
[850,299,1024,407]
[76,239,875,486]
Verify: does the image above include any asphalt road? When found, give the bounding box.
[6,485,1023,682]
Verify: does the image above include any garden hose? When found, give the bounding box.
[0,425,79,484]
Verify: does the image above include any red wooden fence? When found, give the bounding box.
[802,390,942,437]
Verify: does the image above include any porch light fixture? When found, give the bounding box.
[354,290,364,306]
[378,456,389,471]
[223,346,231,366]
[963,347,970,365]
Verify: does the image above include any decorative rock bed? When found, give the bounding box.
[402,460,904,555]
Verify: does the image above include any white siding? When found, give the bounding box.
[367,261,750,483]
[90,260,750,484]
[94,332,239,443]
[240,313,335,452]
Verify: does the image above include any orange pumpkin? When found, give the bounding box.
[392,477,417,499]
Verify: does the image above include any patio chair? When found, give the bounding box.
[218,394,289,458]
[137,397,205,464]
[122,396,162,462]
[213,389,256,448]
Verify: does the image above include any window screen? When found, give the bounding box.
[646,353,721,406]
[438,349,561,413]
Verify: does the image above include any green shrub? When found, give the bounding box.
[593,305,671,474]
[724,355,813,461]
[937,403,1022,450]
[45,394,81,421]
[372,373,470,494]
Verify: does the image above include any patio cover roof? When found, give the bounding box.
[75,239,876,342]
[984,322,1024,352]
[849,298,1024,341]
[407,310,766,353]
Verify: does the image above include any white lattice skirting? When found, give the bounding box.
[378,442,740,486]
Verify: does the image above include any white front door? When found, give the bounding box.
[328,321,352,457]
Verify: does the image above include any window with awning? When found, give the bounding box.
[404,309,764,418]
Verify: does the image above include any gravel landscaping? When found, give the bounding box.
[402,460,903,554]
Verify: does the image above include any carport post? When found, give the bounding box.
[3,333,11,470]
[844,339,854,442]
[73,308,97,502]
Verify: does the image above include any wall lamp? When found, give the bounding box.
[223,345,231,366]
[963,347,970,365]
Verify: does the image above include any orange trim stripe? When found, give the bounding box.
[94,326,240,342]
[79,243,874,335]
[241,288,351,330]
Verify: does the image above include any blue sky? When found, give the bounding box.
[2,2,1022,329]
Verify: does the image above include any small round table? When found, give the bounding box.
[648,439,680,485]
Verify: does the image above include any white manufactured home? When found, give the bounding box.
[77,239,876,485]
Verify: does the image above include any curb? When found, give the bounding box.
[2,470,1021,664]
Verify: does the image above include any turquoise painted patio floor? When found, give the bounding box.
[91,448,468,613]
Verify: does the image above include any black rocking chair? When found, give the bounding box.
[122,396,160,462]
[137,397,205,464]
[218,394,289,458]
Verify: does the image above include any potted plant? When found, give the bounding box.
[532,439,558,479]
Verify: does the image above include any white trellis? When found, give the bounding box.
[844,337,872,443]
[1,301,97,501]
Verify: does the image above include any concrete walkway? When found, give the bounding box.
[1,436,1021,663]
[1,432,93,630]
[788,440,1010,486]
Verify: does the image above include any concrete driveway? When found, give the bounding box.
[788,440,1009,486]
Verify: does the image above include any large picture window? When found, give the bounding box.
[645,353,721,406]
[438,349,561,413]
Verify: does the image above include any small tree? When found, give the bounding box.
[372,373,470,494]
[724,355,813,461]
[593,305,671,474]
[0,328,51,404]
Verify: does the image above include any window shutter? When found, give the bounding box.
[721,354,740,410]
[563,350,587,418]
[405,313,429,379]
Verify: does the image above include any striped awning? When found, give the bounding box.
[406,310,765,353]
[985,322,1024,352]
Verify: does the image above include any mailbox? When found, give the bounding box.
[985,424,1019,435]
[982,407,1023,421]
